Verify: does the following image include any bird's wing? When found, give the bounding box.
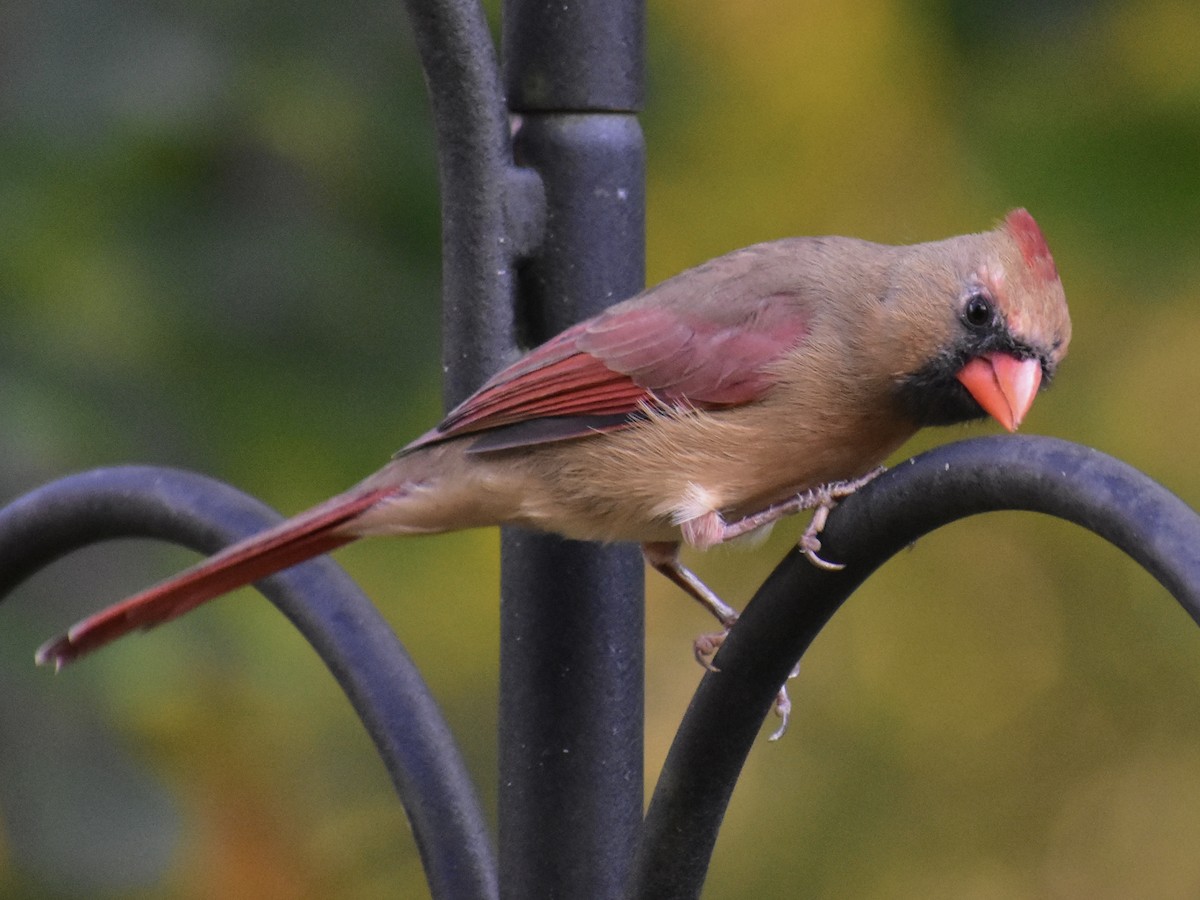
[403,293,810,454]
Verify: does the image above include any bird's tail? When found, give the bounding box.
[35,486,396,669]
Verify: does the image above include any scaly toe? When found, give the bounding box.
[769,685,792,741]
[693,629,729,672]
[799,532,845,571]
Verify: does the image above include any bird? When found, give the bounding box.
[35,209,1071,693]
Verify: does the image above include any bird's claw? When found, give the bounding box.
[799,527,846,571]
[696,627,803,742]
[693,628,730,672]
[770,687,791,740]
[795,467,885,571]
[768,662,801,741]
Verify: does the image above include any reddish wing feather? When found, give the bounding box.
[405,295,810,453]
[578,296,809,403]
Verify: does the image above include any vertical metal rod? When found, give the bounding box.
[400,0,526,405]
[499,2,646,897]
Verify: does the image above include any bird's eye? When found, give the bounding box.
[963,293,993,329]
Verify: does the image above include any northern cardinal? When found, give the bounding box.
[35,209,1070,672]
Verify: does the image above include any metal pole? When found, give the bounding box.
[401,0,540,406]
[499,1,646,897]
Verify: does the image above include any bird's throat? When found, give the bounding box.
[893,354,993,428]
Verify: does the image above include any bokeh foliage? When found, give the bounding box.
[3,0,1200,896]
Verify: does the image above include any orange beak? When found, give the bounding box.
[954,352,1042,432]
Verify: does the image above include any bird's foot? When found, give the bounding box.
[693,626,732,672]
[796,490,846,570]
[694,628,799,740]
[704,467,885,564]
[641,535,814,741]
[768,660,802,741]
[793,468,885,570]
[771,686,792,741]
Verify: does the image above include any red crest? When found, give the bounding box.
[1005,208,1058,284]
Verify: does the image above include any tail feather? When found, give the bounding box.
[36,487,394,669]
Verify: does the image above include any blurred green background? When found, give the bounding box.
[3,0,1200,897]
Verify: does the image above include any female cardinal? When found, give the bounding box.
[36,208,1070,669]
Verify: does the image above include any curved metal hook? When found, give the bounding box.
[0,466,498,900]
[400,0,542,406]
[632,434,1200,899]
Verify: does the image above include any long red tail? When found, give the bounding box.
[36,487,394,669]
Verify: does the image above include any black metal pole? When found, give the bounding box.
[499,2,647,898]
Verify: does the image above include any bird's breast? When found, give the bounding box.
[490,398,915,544]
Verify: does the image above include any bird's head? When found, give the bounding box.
[891,209,1071,431]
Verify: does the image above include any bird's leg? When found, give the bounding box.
[663,469,883,739]
[642,541,794,735]
[698,467,885,569]
[642,541,738,671]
